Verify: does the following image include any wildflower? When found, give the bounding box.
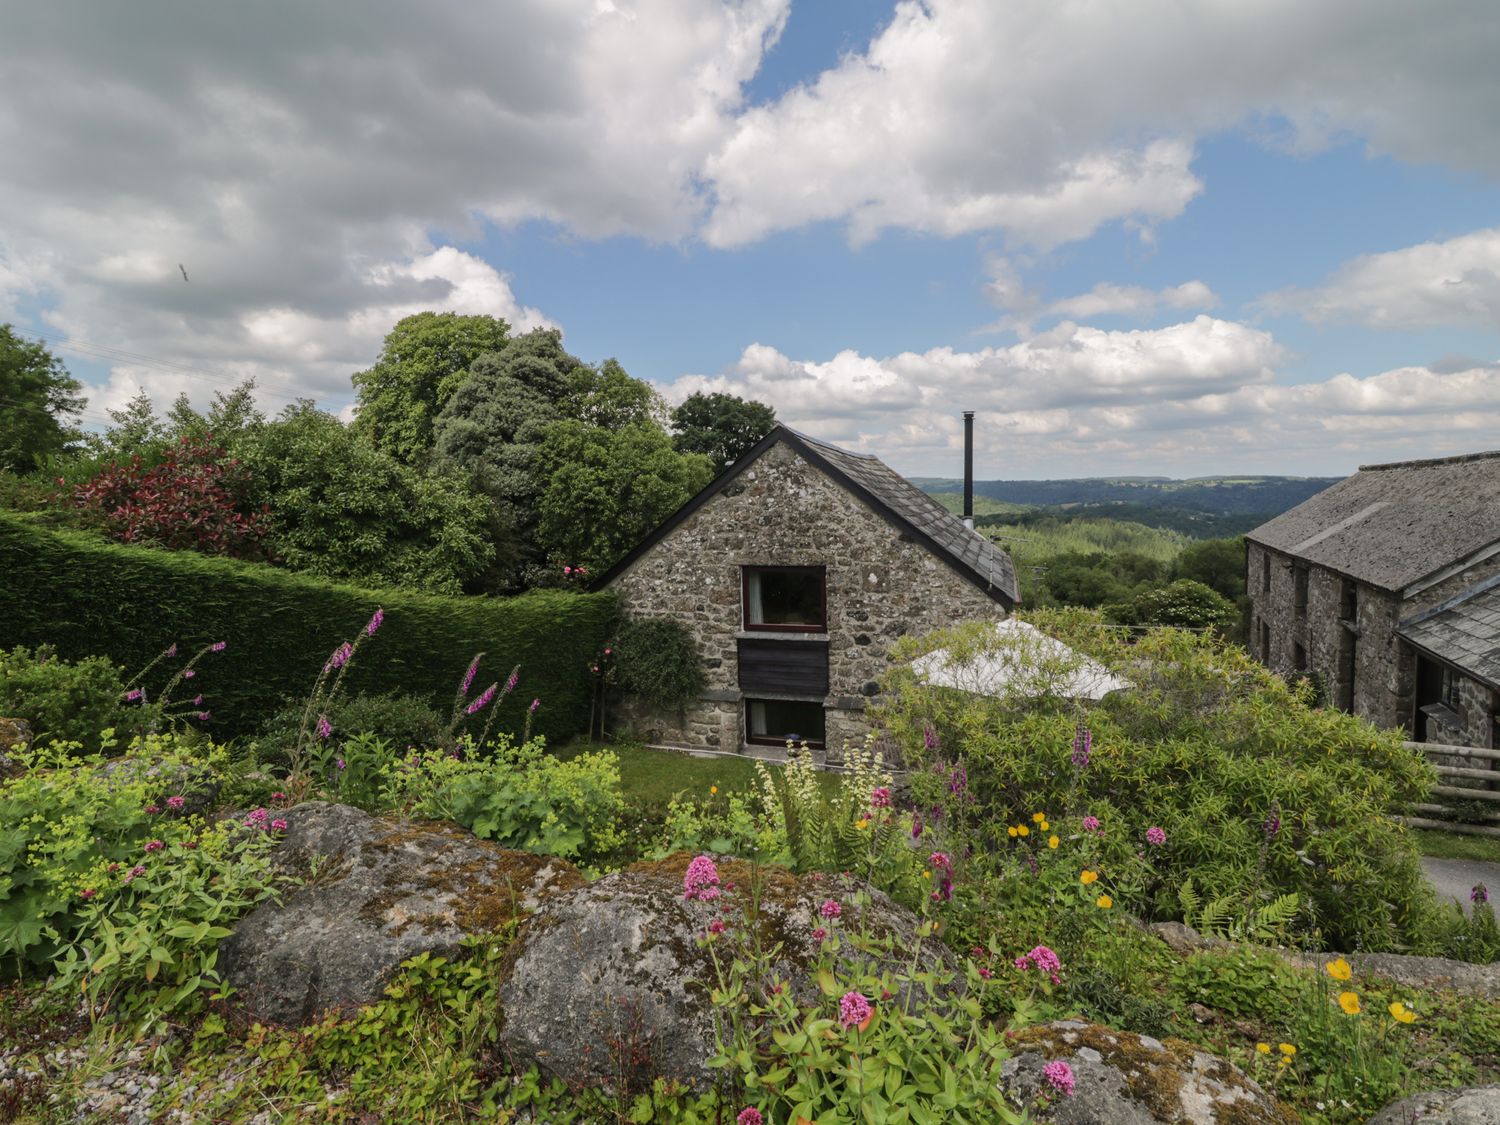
[529,697,541,713]
[144,839,164,853]
[811,926,828,941]
[124,864,146,883]
[1048,835,1060,849]
[1473,883,1490,904]
[1279,1043,1296,1057]
[1146,826,1166,846]
[820,899,842,919]
[1324,957,1352,981]
[929,852,952,870]
[923,725,939,751]
[164,643,178,657]
[336,758,346,771]
[854,817,871,830]
[1071,726,1092,768]
[1082,815,1100,833]
[326,642,353,671]
[210,640,227,652]
[1017,824,1030,837]
[977,966,992,979]
[947,761,968,796]
[192,695,203,706]
[467,682,498,715]
[870,786,892,809]
[737,1110,764,1125]
[107,863,120,873]
[1338,991,1361,1015]
[316,714,333,740]
[1032,811,1046,823]
[145,803,161,814]
[1039,820,1049,832]
[563,565,573,575]
[911,812,923,839]
[838,991,873,1030]
[365,608,384,636]
[708,919,726,935]
[270,818,288,831]
[1256,1043,1271,1054]
[1262,802,1281,839]
[271,791,286,801]
[683,855,722,902]
[1080,870,1098,885]
[1016,945,1062,978]
[1096,894,1113,909]
[1388,1001,1416,1024]
[1007,826,1018,838]
[183,668,196,679]
[1042,1059,1076,1096]
[196,710,210,721]
[81,888,96,900]
[166,795,186,811]
[123,688,144,702]
[921,870,931,880]
[710,785,718,795]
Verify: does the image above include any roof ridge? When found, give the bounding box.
[777,424,880,461]
[1359,448,1500,472]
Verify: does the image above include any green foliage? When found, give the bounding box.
[258,689,450,763]
[0,644,146,752]
[535,420,714,573]
[234,402,495,593]
[350,311,513,465]
[1178,877,1301,944]
[1172,536,1247,601]
[986,516,1190,565]
[614,616,705,712]
[1105,577,1238,632]
[0,325,86,473]
[668,391,776,472]
[879,612,1440,953]
[0,511,616,744]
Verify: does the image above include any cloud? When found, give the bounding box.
[1044,281,1218,321]
[1262,227,1500,330]
[659,318,1500,476]
[704,0,1500,248]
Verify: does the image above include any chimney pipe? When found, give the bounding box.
[962,411,975,530]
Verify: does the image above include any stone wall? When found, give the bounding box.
[608,440,1010,761]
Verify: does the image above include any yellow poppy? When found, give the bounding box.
[1096,894,1113,909]
[1080,870,1098,885]
[1039,820,1050,832]
[1388,1002,1416,1024]
[922,870,932,879]
[1017,825,1031,837]
[1324,957,1352,981]
[1338,991,1361,1015]
[1008,826,1018,838]
[855,818,869,830]
[1048,835,1060,849]
[1278,1056,1291,1068]
[1255,1043,1271,1054]
[1278,1043,1296,1057]
[710,785,718,795]
[1032,812,1046,823]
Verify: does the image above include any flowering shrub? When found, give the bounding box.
[0,644,152,751]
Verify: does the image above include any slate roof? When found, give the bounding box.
[596,425,1020,606]
[1245,449,1500,592]
[1399,574,1500,690]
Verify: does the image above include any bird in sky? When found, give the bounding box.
[179,264,189,282]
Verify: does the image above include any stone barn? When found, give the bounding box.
[597,423,1019,762]
[1245,449,1500,748]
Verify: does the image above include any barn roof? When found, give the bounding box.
[1399,574,1500,690]
[1245,449,1500,592]
[596,425,1020,606]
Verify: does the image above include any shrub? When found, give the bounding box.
[258,690,450,763]
[0,512,615,744]
[1104,578,1237,632]
[0,645,149,752]
[614,615,705,712]
[878,611,1438,953]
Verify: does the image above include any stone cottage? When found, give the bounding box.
[597,424,1019,761]
[1245,449,1500,748]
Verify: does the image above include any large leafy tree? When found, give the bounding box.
[670,391,776,472]
[0,325,86,472]
[536,420,714,573]
[350,312,512,465]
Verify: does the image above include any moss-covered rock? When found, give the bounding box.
[1366,1085,1500,1124]
[217,801,582,1025]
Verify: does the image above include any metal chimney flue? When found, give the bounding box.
[962,411,975,530]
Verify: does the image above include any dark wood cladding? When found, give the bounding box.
[737,638,829,696]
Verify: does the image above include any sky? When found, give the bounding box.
[1,0,1498,480]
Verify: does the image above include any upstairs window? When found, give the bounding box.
[1293,566,1309,619]
[1261,552,1271,594]
[743,566,825,632]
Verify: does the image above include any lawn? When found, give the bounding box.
[1415,828,1500,863]
[553,739,790,807]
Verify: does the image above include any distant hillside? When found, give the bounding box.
[913,475,1337,517]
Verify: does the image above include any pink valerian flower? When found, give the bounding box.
[316,714,333,740]
[820,899,842,919]
[977,967,992,979]
[271,791,287,801]
[144,839,164,853]
[123,688,144,702]
[707,918,726,935]
[946,761,969,798]
[839,991,873,1030]
[1081,815,1101,833]
[1042,1059,1076,1096]
[365,608,384,636]
[166,796,185,810]
[325,642,353,672]
[210,640,227,652]
[243,808,271,830]
[80,887,97,900]
[271,818,288,831]
[811,927,828,942]
[124,864,147,883]
[145,803,161,814]
[1015,945,1063,984]
[736,1109,763,1125]
[683,855,722,902]
[1146,826,1166,846]
[870,786,893,809]
[929,852,952,870]
[466,682,499,715]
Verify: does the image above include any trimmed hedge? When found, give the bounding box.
[0,513,616,745]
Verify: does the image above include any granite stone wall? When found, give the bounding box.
[607,440,1010,761]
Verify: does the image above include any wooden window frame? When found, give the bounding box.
[744,696,826,750]
[741,565,827,633]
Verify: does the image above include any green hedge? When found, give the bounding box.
[0,513,616,745]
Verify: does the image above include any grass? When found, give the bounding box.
[1415,828,1500,863]
[553,739,785,807]
[924,492,1033,518]
[983,516,1190,566]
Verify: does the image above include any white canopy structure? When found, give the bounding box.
[909,619,1130,701]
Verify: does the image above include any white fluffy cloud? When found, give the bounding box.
[1263,227,1500,330]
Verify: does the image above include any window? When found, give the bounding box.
[1261,552,1271,594]
[1293,566,1309,619]
[746,698,825,748]
[1293,642,1307,672]
[1339,577,1358,622]
[1260,621,1271,661]
[743,566,825,632]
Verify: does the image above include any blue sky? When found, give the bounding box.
[1,1,1497,478]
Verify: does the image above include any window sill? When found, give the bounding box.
[1421,703,1465,730]
[736,630,829,642]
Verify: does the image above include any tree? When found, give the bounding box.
[350,312,512,465]
[0,324,86,472]
[535,421,714,573]
[1173,537,1247,603]
[103,390,166,455]
[670,391,776,472]
[1104,579,1238,633]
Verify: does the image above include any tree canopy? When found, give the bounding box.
[0,325,86,472]
[670,391,776,472]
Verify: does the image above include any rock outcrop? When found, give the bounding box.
[497,853,952,1092]
[218,802,583,1025]
[0,717,31,779]
[999,1021,1295,1125]
[1367,1085,1500,1124]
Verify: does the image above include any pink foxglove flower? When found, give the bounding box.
[210,640,227,652]
[466,682,498,715]
[316,714,333,740]
[365,608,384,636]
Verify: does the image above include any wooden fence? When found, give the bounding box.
[1401,740,1500,838]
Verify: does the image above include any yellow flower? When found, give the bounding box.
[1032,812,1046,823]
[855,818,869,830]
[1325,957,1352,981]
[1338,991,1361,1015]
[1255,1043,1271,1054]
[922,870,932,879]
[1388,1002,1416,1024]
[1048,835,1060,850]
[1096,894,1113,909]
[1278,1056,1291,1068]
[1039,820,1050,832]
[1008,826,1018,838]
[1278,1043,1296,1057]
[710,785,718,795]
[1080,870,1098,885]
[1017,825,1030,837]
